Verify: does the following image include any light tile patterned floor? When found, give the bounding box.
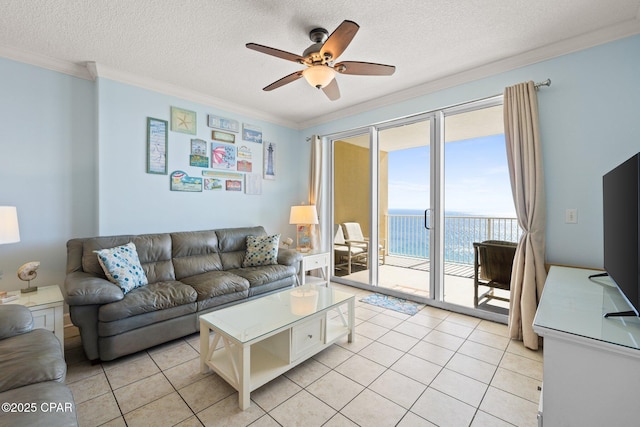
[65,283,542,427]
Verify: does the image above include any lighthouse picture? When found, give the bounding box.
[264,142,276,180]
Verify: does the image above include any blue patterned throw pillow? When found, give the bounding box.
[242,234,280,267]
[95,242,148,294]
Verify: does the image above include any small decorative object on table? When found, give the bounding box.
[0,291,19,303]
[17,261,39,293]
[282,237,294,249]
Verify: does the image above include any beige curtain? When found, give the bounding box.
[309,135,322,251]
[504,81,547,350]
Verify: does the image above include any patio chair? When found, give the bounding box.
[341,222,386,266]
[473,240,517,308]
[334,225,368,274]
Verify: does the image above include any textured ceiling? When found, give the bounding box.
[1,0,639,128]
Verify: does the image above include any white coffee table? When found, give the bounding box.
[199,284,355,410]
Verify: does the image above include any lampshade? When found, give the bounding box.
[289,205,319,225]
[0,206,20,244]
[302,65,336,89]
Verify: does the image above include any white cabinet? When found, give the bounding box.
[533,266,640,427]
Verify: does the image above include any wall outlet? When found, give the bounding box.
[565,208,578,224]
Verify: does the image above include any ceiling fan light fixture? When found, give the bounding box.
[302,65,336,89]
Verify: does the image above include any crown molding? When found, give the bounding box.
[0,43,93,80]
[299,17,640,130]
[88,62,298,129]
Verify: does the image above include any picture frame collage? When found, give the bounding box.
[147,108,276,195]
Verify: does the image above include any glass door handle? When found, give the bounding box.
[424,209,431,230]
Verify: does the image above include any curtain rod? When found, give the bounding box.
[306,78,552,141]
[534,78,551,89]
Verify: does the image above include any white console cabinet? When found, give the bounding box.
[533,266,640,427]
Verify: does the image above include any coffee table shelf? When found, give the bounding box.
[199,285,355,410]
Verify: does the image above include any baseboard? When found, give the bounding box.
[63,313,80,338]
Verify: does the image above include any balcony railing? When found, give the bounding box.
[385,214,521,265]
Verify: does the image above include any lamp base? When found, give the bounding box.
[296,224,312,253]
[20,286,38,294]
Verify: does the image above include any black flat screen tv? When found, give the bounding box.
[599,152,640,317]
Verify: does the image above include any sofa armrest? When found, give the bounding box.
[277,248,303,267]
[64,271,124,306]
[0,305,34,340]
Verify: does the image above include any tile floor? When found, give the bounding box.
[64,283,543,427]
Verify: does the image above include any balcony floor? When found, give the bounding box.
[335,255,509,315]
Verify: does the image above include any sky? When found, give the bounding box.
[387,134,516,217]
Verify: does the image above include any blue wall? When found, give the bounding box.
[303,34,640,268]
[95,78,305,236]
[0,61,308,292]
[0,58,96,289]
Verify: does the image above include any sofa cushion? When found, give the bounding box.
[98,281,197,322]
[229,264,297,287]
[216,226,267,269]
[0,329,65,393]
[98,303,197,337]
[179,270,249,301]
[242,234,280,267]
[82,235,135,277]
[133,234,176,283]
[81,234,175,284]
[171,230,223,279]
[95,242,148,294]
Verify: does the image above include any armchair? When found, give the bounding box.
[341,222,386,267]
[473,240,517,308]
[334,225,368,274]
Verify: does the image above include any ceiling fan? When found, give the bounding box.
[246,20,396,101]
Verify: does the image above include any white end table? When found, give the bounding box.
[298,250,330,286]
[4,285,64,348]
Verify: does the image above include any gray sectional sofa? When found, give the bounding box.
[0,305,77,427]
[64,226,302,362]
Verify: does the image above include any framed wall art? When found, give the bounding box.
[207,114,239,132]
[170,171,202,192]
[212,130,235,144]
[170,107,197,135]
[211,143,236,170]
[263,141,276,180]
[242,123,262,144]
[245,173,262,195]
[190,139,207,155]
[146,117,168,174]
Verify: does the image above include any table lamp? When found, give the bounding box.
[0,206,20,245]
[289,205,318,252]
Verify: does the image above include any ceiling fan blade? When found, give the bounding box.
[320,20,359,61]
[246,43,305,63]
[322,78,340,101]
[335,61,396,76]
[263,71,303,91]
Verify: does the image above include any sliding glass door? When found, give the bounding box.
[330,96,513,320]
[377,117,433,299]
[332,131,372,288]
[441,101,516,316]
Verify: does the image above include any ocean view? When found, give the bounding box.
[386,209,520,264]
